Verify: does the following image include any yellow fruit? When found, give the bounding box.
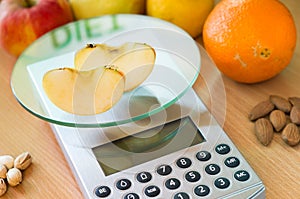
[75,42,156,92]
[146,0,214,38]
[43,66,125,115]
[70,0,145,20]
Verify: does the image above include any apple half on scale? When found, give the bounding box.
[74,42,156,92]
[42,65,125,115]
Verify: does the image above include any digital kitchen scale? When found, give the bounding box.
[11,15,265,199]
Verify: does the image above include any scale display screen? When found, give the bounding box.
[92,116,205,176]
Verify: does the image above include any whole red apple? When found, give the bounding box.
[0,0,74,57]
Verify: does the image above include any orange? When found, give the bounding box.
[203,0,297,83]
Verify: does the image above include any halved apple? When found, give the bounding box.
[74,42,156,91]
[42,66,125,115]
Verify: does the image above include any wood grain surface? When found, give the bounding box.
[0,0,299,198]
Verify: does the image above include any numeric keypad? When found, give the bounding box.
[93,143,253,198]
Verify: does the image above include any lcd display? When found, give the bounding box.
[92,116,205,176]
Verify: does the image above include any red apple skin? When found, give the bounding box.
[0,0,74,57]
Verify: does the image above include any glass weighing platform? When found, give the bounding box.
[11,15,265,199]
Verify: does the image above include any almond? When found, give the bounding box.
[281,123,300,146]
[254,118,274,146]
[269,110,286,132]
[290,106,300,125]
[285,114,292,125]
[270,95,292,113]
[288,96,300,108]
[249,100,274,121]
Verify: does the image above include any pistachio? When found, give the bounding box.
[14,152,32,170]
[269,110,286,132]
[6,168,22,187]
[254,118,274,146]
[281,123,300,146]
[270,95,292,113]
[249,100,274,121]
[0,164,7,179]
[290,106,300,125]
[0,178,7,196]
[0,155,14,169]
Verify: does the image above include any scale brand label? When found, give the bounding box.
[50,16,122,50]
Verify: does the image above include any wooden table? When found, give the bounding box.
[0,0,299,198]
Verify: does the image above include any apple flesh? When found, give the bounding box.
[74,42,156,91]
[0,0,74,57]
[43,42,155,115]
[42,66,125,115]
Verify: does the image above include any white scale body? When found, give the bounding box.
[48,88,265,199]
[26,25,265,198]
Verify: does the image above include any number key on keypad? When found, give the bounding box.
[196,151,211,161]
[174,192,190,199]
[165,178,181,190]
[124,193,140,199]
[194,185,210,197]
[157,164,172,176]
[136,172,152,183]
[214,177,230,189]
[176,157,192,168]
[205,164,220,175]
[185,171,201,183]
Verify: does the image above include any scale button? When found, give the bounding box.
[176,157,192,169]
[174,192,190,199]
[196,151,211,161]
[116,179,131,190]
[215,144,231,155]
[165,178,181,190]
[124,193,140,199]
[194,185,210,197]
[234,170,250,182]
[185,171,201,183]
[136,172,152,183]
[214,177,230,189]
[205,164,221,175]
[156,164,172,176]
[144,185,160,197]
[94,186,111,198]
[224,156,240,168]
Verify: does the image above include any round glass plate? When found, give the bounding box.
[11,14,200,128]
